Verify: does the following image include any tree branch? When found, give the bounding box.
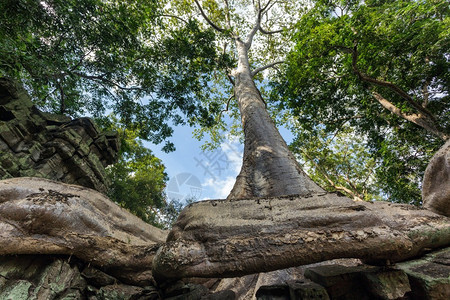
[71,71,143,92]
[336,45,448,140]
[259,27,283,35]
[372,91,448,140]
[227,73,235,86]
[217,93,235,121]
[347,45,436,122]
[251,60,284,77]
[57,81,65,114]
[223,0,232,29]
[159,14,189,24]
[244,0,271,48]
[68,49,94,73]
[245,21,260,49]
[220,94,234,115]
[194,0,227,33]
[422,80,430,108]
[260,0,274,14]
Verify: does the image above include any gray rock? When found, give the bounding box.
[0,255,86,300]
[397,247,450,300]
[164,283,209,300]
[0,77,119,194]
[255,285,290,300]
[81,266,117,287]
[305,263,413,300]
[0,255,163,300]
[361,269,411,300]
[423,139,450,217]
[201,290,236,300]
[97,284,144,300]
[304,264,371,299]
[287,280,329,300]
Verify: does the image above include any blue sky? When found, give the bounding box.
[146,123,294,202]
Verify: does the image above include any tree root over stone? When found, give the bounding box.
[0,177,168,286]
[152,193,450,281]
[1,177,449,290]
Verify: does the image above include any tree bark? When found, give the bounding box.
[0,177,167,286]
[152,193,450,280]
[227,40,323,199]
[422,138,450,217]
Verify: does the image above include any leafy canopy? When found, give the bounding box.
[289,122,383,202]
[0,0,229,151]
[0,0,234,225]
[101,118,169,228]
[272,0,449,203]
[158,0,311,148]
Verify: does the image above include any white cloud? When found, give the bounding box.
[220,140,243,174]
[195,138,243,200]
[201,176,237,200]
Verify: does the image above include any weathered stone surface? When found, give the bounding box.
[397,247,450,300]
[164,283,209,300]
[255,285,290,300]
[0,177,168,285]
[304,265,371,299]
[152,193,450,280]
[0,255,86,300]
[287,280,330,300]
[423,139,450,217]
[81,266,117,287]
[0,77,119,193]
[202,290,236,300]
[97,284,145,300]
[200,261,357,299]
[362,268,411,299]
[305,264,412,300]
[0,254,162,300]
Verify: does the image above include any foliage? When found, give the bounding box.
[272,0,449,203]
[101,118,168,227]
[161,0,310,148]
[0,0,228,151]
[290,122,383,202]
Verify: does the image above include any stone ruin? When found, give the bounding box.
[0,77,119,194]
[0,77,449,299]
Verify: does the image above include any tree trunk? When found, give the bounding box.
[227,40,323,199]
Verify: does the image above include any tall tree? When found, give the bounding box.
[152,0,450,280]
[165,0,324,199]
[0,1,448,285]
[271,0,449,203]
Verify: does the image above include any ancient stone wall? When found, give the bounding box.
[0,78,119,193]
